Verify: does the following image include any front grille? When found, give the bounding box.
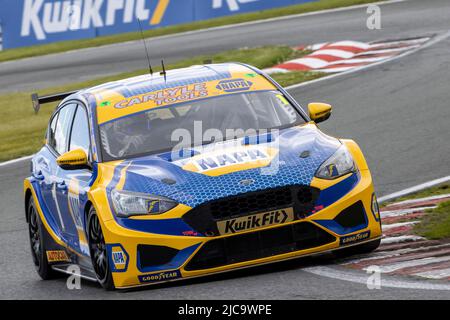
[182,185,320,236]
[185,222,336,271]
[137,245,179,271]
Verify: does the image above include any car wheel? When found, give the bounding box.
[333,238,381,259]
[27,198,59,280]
[87,206,115,290]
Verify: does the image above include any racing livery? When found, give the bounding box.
[24,63,382,289]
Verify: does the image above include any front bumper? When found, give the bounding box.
[102,164,382,289]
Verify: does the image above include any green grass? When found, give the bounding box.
[0,0,380,63]
[0,45,325,162]
[414,200,450,240]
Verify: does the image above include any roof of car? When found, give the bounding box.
[84,63,241,96]
[83,63,278,125]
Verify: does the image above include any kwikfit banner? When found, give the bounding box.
[0,0,315,50]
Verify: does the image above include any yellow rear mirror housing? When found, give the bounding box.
[308,102,332,123]
[56,149,89,170]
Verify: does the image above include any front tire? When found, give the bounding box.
[27,198,59,280]
[333,238,381,259]
[87,206,115,290]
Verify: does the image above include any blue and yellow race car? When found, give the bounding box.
[24,63,382,290]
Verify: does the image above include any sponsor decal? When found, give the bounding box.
[340,231,371,245]
[46,250,70,263]
[371,193,380,222]
[108,244,129,272]
[138,270,182,283]
[20,0,168,41]
[216,78,253,93]
[213,0,260,12]
[310,204,324,214]
[182,230,200,236]
[217,207,294,235]
[194,148,268,172]
[114,83,208,109]
[326,164,339,177]
[146,200,160,214]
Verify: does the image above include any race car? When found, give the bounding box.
[24,62,382,290]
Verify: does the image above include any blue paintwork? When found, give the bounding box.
[315,172,360,208]
[120,126,340,208]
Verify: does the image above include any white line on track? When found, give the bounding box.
[303,266,450,290]
[381,235,425,245]
[365,256,450,274]
[340,243,450,265]
[309,49,356,58]
[387,194,450,207]
[378,176,450,203]
[0,155,33,167]
[415,268,450,280]
[381,221,419,231]
[381,207,436,218]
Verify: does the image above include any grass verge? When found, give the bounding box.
[0,45,325,162]
[414,200,450,240]
[0,0,381,63]
[382,183,450,207]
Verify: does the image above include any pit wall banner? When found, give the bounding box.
[0,0,315,50]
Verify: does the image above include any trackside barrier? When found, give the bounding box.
[0,22,3,51]
[0,0,314,49]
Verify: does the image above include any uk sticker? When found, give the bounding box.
[46,250,70,263]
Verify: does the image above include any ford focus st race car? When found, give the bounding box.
[24,63,382,290]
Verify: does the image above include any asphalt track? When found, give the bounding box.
[1,0,450,299]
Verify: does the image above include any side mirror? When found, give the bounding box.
[308,102,332,123]
[56,149,89,170]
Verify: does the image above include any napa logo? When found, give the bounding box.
[179,146,279,176]
[216,78,253,93]
[108,244,129,272]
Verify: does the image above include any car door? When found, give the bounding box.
[36,103,77,240]
[55,104,93,255]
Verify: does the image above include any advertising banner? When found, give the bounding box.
[0,0,315,49]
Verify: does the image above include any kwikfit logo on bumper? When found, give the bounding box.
[217,207,294,234]
[20,0,167,40]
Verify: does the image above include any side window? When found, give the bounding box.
[54,104,77,155]
[48,112,59,150]
[69,106,90,154]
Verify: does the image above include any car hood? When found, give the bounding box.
[104,124,341,208]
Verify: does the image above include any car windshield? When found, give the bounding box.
[99,90,304,160]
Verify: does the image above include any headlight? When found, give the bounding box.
[315,145,356,179]
[111,189,177,217]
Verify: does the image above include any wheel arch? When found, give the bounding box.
[24,188,32,223]
[84,200,94,231]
